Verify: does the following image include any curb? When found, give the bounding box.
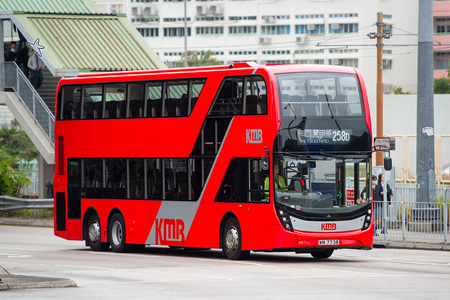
[0,217,53,228]
[0,275,76,291]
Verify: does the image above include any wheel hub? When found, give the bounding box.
[88,221,100,243]
[225,226,239,252]
[111,220,123,246]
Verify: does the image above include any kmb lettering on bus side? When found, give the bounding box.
[246,129,263,143]
[155,218,185,244]
[321,223,337,230]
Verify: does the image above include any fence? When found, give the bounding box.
[374,184,450,244]
[2,61,54,144]
[0,196,53,211]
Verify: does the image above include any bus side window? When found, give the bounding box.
[59,85,81,120]
[244,76,267,115]
[190,79,206,114]
[104,84,126,119]
[166,80,188,117]
[83,85,103,120]
[147,82,163,117]
[128,83,145,118]
[209,77,244,116]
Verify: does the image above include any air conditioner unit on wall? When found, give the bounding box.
[197,5,206,16]
[209,5,218,15]
[259,37,271,44]
[331,59,343,65]
[265,16,275,23]
[143,7,152,17]
[383,83,393,94]
[296,35,308,44]
[332,23,341,30]
[307,24,316,31]
[131,6,142,16]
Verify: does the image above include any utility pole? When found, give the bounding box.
[376,12,384,166]
[184,0,188,67]
[368,13,391,166]
[416,0,436,204]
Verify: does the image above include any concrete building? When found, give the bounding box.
[122,0,419,97]
[434,0,450,79]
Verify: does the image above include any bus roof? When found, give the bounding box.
[76,62,259,78]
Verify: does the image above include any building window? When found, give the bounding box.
[132,17,159,23]
[163,17,191,22]
[383,59,392,70]
[137,28,159,37]
[436,59,450,70]
[164,27,191,37]
[437,25,446,33]
[196,16,224,21]
[295,14,324,19]
[229,16,257,21]
[262,50,290,55]
[295,59,325,65]
[261,25,290,35]
[229,51,257,55]
[196,26,224,36]
[262,15,290,20]
[329,23,358,34]
[329,13,358,18]
[295,24,325,35]
[228,26,257,35]
[267,60,290,64]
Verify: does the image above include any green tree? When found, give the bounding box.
[0,121,35,196]
[0,120,38,162]
[180,50,221,67]
[433,78,450,94]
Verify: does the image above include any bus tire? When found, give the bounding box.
[310,249,334,259]
[222,218,250,260]
[86,214,109,251]
[108,213,132,253]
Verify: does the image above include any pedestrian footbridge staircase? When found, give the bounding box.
[0,61,55,165]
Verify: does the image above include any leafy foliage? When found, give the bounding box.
[433,78,450,94]
[0,121,35,196]
[180,50,221,67]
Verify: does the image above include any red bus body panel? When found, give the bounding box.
[54,63,373,252]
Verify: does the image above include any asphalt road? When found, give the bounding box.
[1,225,449,299]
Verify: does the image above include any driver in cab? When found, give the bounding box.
[265,162,287,194]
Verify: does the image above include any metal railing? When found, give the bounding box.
[374,185,450,244]
[2,61,55,144]
[0,196,53,211]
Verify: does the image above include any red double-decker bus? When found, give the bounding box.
[54,62,373,259]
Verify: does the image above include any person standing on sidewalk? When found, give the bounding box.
[27,52,44,89]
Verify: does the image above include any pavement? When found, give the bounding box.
[0,216,449,291]
[0,217,76,291]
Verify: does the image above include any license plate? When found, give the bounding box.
[318,240,339,245]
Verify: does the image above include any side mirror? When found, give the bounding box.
[261,156,269,171]
[384,157,392,171]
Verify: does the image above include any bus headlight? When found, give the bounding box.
[276,205,294,232]
[362,207,372,231]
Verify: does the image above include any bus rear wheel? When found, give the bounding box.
[108,213,133,253]
[222,218,249,260]
[86,214,109,251]
[310,249,334,259]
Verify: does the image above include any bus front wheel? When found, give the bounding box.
[310,249,334,259]
[86,214,109,251]
[222,218,250,260]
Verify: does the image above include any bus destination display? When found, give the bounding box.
[296,129,352,145]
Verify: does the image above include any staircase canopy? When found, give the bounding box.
[1,0,166,77]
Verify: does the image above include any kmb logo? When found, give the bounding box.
[155,218,185,244]
[246,129,263,143]
[321,223,337,230]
